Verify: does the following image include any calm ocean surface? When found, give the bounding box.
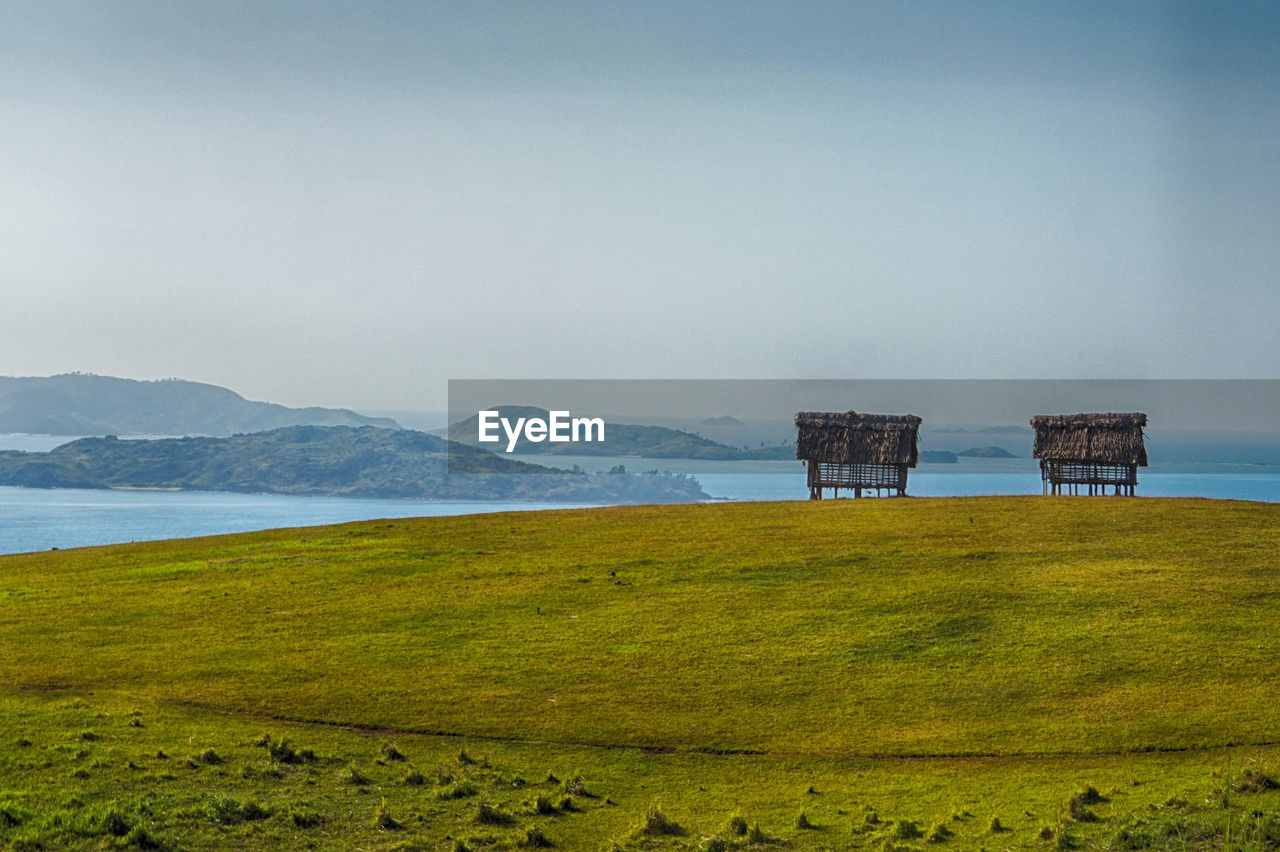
[2,437,1278,555]
[0,487,606,555]
[1,465,1277,556]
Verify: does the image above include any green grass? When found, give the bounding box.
[0,497,1278,849]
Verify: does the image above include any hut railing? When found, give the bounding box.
[807,461,907,498]
[1040,460,1138,496]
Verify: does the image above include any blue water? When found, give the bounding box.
[2,435,1278,555]
[698,471,1280,502]
[1,468,1278,556]
[0,488,601,556]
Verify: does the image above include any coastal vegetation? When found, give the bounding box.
[955,446,1018,458]
[0,426,706,502]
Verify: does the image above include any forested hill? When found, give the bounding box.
[0,425,706,502]
[0,374,399,436]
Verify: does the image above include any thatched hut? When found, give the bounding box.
[794,410,922,499]
[1031,412,1148,496]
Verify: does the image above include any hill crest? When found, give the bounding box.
[0,373,399,436]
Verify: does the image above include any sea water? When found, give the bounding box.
[2,437,1278,556]
[1,467,1278,556]
[0,487,604,555]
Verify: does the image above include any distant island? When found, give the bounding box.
[0,426,707,502]
[449,406,793,460]
[0,373,398,436]
[701,414,745,427]
[932,425,1032,435]
[956,446,1018,458]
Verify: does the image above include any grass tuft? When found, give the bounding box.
[374,797,402,830]
[257,734,315,764]
[436,780,479,801]
[1075,785,1107,805]
[529,794,557,816]
[339,763,371,786]
[99,804,133,837]
[0,800,30,828]
[204,794,270,825]
[121,825,167,849]
[474,802,514,826]
[192,747,221,765]
[522,826,553,847]
[639,803,686,837]
[928,822,954,843]
[1237,769,1280,793]
[561,774,592,797]
[1067,793,1100,823]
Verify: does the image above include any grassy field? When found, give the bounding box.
[0,497,1278,850]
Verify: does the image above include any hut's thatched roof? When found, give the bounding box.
[794,411,922,466]
[1030,412,1148,466]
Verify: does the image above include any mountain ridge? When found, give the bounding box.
[0,373,399,436]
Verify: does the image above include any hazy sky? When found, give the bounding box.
[2,2,1278,411]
